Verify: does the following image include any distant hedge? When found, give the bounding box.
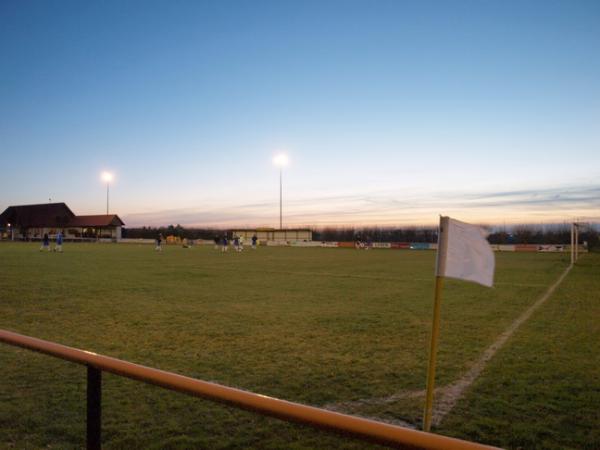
[122,224,599,249]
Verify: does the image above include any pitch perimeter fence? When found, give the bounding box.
[0,329,499,450]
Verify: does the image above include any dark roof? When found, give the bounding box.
[68,215,125,227]
[0,203,75,227]
[0,203,125,228]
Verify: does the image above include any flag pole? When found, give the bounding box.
[423,216,449,432]
[423,275,444,432]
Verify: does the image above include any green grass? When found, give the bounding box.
[438,254,600,450]
[0,242,596,449]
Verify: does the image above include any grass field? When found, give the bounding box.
[0,242,598,449]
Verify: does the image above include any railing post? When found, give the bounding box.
[87,366,102,450]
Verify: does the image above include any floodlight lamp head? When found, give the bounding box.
[101,171,114,183]
[273,153,289,167]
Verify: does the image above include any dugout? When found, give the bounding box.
[232,228,312,242]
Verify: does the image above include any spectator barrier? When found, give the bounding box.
[0,329,499,450]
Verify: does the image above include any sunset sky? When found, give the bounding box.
[1,1,599,227]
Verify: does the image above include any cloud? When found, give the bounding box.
[121,183,600,227]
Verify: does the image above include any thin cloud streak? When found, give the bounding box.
[122,183,600,227]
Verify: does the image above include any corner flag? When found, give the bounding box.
[436,216,495,287]
[423,216,495,432]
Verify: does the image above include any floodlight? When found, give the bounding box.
[273,154,289,167]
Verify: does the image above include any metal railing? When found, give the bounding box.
[0,329,500,450]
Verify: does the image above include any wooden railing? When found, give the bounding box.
[0,329,500,450]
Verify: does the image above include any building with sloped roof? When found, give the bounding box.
[0,203,124,241]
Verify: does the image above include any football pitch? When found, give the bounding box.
[0,243,598,449]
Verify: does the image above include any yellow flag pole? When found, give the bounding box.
[423,216,449,432]
[423,275,444,432]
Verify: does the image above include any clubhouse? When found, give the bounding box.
[0,202,125,241]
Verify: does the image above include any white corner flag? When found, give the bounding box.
[423,216,495,432]
[436,216,495,287]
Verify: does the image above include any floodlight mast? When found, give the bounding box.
[273,154,289,230]
[101,172,113,215]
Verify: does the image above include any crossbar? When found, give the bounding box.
[0,329,500,450]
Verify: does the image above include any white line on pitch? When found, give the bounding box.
[322,263,574,427]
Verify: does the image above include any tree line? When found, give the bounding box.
[122,225,220,240]
[122,224,599,249]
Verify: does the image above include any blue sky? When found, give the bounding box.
[1,0,599,227]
